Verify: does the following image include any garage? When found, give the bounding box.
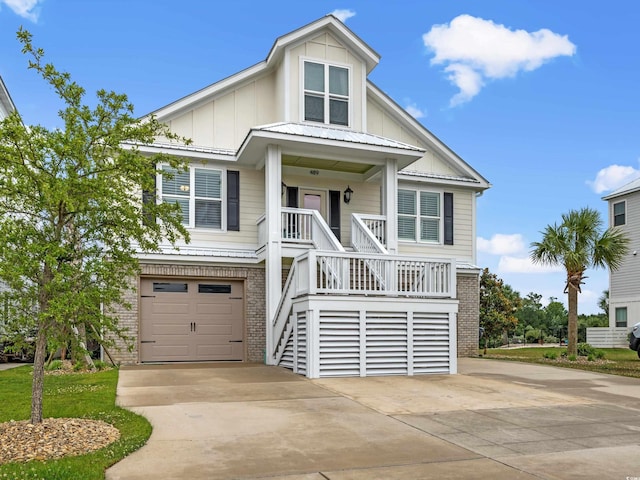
[139,278,244,362]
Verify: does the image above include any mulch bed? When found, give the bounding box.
[0,417,120,464]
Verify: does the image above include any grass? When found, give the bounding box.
[0,365,151,480]
[481,347,640,378]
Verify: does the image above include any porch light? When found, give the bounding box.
[281,181,287,195]
[179,185,190,192]
[343,185,353,204]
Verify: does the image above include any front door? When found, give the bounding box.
[299,188,327,219]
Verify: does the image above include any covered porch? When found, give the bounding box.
[239,122,459,377]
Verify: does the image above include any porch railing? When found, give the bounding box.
[282,207,344,252]
[272,250,454,362]
[257,208,344,252]
[351,213,387,253]
[295,250,454,298]
[270,209,344,363]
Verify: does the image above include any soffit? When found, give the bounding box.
[282,154,372,174]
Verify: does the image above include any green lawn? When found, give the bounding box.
[482,347,640,378]
[0,365,151,480]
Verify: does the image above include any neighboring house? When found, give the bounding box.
[111,16,491,377]
[0,76,16,332]
[604,178,640,330]
[0,76,15,120]
[0,76,16,300]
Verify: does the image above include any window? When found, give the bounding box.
[303,61,349,126]
[153,282,188,293]
[160,166,223,229]
[615,307,627,327]
[398,189,441,242]
[613,201,625,226]
[198,284,232,294]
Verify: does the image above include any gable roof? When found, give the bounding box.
[147,15,379,121]
[602,177,640,200]
[237,122,425,169]
[143,16,489,191]
[255,122,423,151]
[367,82,491,190]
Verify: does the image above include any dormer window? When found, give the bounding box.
[304,61,349,126]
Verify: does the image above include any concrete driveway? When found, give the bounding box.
[106,359,640,480]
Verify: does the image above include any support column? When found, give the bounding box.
[265,144,282,364]
[383,158,398,254]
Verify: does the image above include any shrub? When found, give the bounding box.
[543,351,558,360]
[45,359,64,371]
[595,350,606,360]
[568,354,577,361]
[544,336,559,344]
[587,354,595,362]
[577,343,596,356]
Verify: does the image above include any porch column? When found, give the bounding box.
[383,158,398,254]
[265,144,282,364]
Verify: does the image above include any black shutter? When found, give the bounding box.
[444,192,453,245]
[329,190,341,241]
[227,170,240,231]
[286,186,299,208]
[142,172,157,226]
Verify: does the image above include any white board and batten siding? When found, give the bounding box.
[167,73,277,151]
[279,296,458,378]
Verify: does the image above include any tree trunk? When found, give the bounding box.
[30,322,48,424]
[567,286,578,356]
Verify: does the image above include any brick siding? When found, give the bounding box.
[456,272,480,356]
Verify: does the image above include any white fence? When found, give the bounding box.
[586,327,629,348]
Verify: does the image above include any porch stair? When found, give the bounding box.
[270,209,457,378]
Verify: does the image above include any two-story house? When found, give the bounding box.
[604,177,640,330]
[111,16,490,377]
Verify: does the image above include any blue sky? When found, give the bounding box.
[2,0,639,315]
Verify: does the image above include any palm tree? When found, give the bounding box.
[530,207,629,356]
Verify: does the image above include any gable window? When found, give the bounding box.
[613,201,625,226]
[615,307,627,327]
[398,189,441,243]
[160,166,223,229]
[303,61,349,126]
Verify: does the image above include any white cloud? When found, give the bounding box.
[477,233,526,256]
[587,163,640,194]
[405,103,426,119]
[330,9,355,23]
[422,14,576,105]
[0,0,41,21]
[498,255,564,274]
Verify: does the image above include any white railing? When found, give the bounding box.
[355,214,386,248]
[282,207,344,252]
[256,214,266,247]
[351,213,388,255]
[294,250,454,298]
[271,209,344,362]
[272,262,297,363]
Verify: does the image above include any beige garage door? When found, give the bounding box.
[140,279,244,362]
